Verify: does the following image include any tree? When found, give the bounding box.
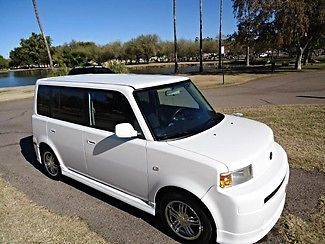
[199,0,203,72]
[232,0,325,70]
[0,55,9,69]
[32,0,53,69]
[173,0,179,73]
[9,33,53,68]
[178,39,198,61]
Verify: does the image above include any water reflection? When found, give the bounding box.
[0,70,48,88]
[0,63,218,88]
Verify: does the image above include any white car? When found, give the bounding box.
[32,74,289,243]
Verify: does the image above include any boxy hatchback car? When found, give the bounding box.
[32,74,289,243]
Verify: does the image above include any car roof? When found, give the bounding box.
[37,74,188,90]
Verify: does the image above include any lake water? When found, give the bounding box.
[0,64,217,88]
[0,70,49,88]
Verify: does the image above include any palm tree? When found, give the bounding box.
[173,0,179,73]
[32,0,53,70]
[199,0,203,72]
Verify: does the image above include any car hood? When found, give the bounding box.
[167,114,274,171]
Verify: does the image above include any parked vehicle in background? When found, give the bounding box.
[32,74,289,243]
[68,66,114,75]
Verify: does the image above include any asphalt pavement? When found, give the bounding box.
[0,70,324,243]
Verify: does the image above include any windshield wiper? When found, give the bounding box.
[201,112,224,129]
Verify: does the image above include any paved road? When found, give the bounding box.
[0,71,324,243]
[202,70,325,108]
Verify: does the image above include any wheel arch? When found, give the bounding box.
[154,185,216,230]
[39,142,64,169]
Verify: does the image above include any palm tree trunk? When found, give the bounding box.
[32,0,53,70]
[173,0,179,74]
[218,0,223,69]
[199,0,203,72]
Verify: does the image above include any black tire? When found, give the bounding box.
[41,147,61,180]
[158,191,215,244]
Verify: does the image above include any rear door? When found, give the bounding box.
[83,89,148,200]
[47,86,88,174]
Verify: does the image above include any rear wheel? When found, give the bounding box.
[158,191,214,243]
[41,148,61,180]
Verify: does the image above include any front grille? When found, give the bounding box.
[264,177,285,204]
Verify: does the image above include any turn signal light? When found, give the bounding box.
[220,172,232,188]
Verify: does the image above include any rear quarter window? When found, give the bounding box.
[37,85,51,116]
[51,87,87,125]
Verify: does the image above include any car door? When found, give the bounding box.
[47,86,88,174]
[83,89,148,200]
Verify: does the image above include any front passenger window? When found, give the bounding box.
[89,90,140,133]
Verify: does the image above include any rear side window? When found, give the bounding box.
[36,85,140,133]
[89,89,139,132]
[51,87,87,125]
[37,85,51,116]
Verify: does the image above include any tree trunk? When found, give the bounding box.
[295,47,303,70]
[199,0,203,73]
[218,0,223,69]
[246,46,250,66]
[173,0,179,74]
[32,0,53,70]
[295,44,309,70]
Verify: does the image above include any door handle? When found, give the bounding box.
[50,129,56,134]
[87,140,96,145]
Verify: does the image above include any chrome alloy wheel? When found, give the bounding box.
[43,151,59,177]
[165,200,203,240]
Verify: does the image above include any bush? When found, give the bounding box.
[104,61,129,73]
[47,65,69,77]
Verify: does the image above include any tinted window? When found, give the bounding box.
[52,87,87,125]
[37,85,51,116]
[89,90,139,132]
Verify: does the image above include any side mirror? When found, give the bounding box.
[115,123,138,138]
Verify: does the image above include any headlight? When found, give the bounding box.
[219,164,253,188]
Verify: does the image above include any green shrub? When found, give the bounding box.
[105,61,129,73]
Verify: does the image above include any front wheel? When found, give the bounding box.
[41,148,61,180]
[158,192,215,243]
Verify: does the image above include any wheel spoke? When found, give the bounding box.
[179,202,187,214]
[188,216,200,226]
[168,206,179,219]
[184,224,195,236]
[174,221,182,232]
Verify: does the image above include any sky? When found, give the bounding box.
[1,0,238,58]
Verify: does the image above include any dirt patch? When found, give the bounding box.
[187,73,272,89]
[285,168,325,220]
[0,86,34,103]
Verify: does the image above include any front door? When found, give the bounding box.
[83,89,148,200]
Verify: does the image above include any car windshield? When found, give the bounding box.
[134,80,224,141]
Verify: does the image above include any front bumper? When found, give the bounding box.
[202,143,289,244]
